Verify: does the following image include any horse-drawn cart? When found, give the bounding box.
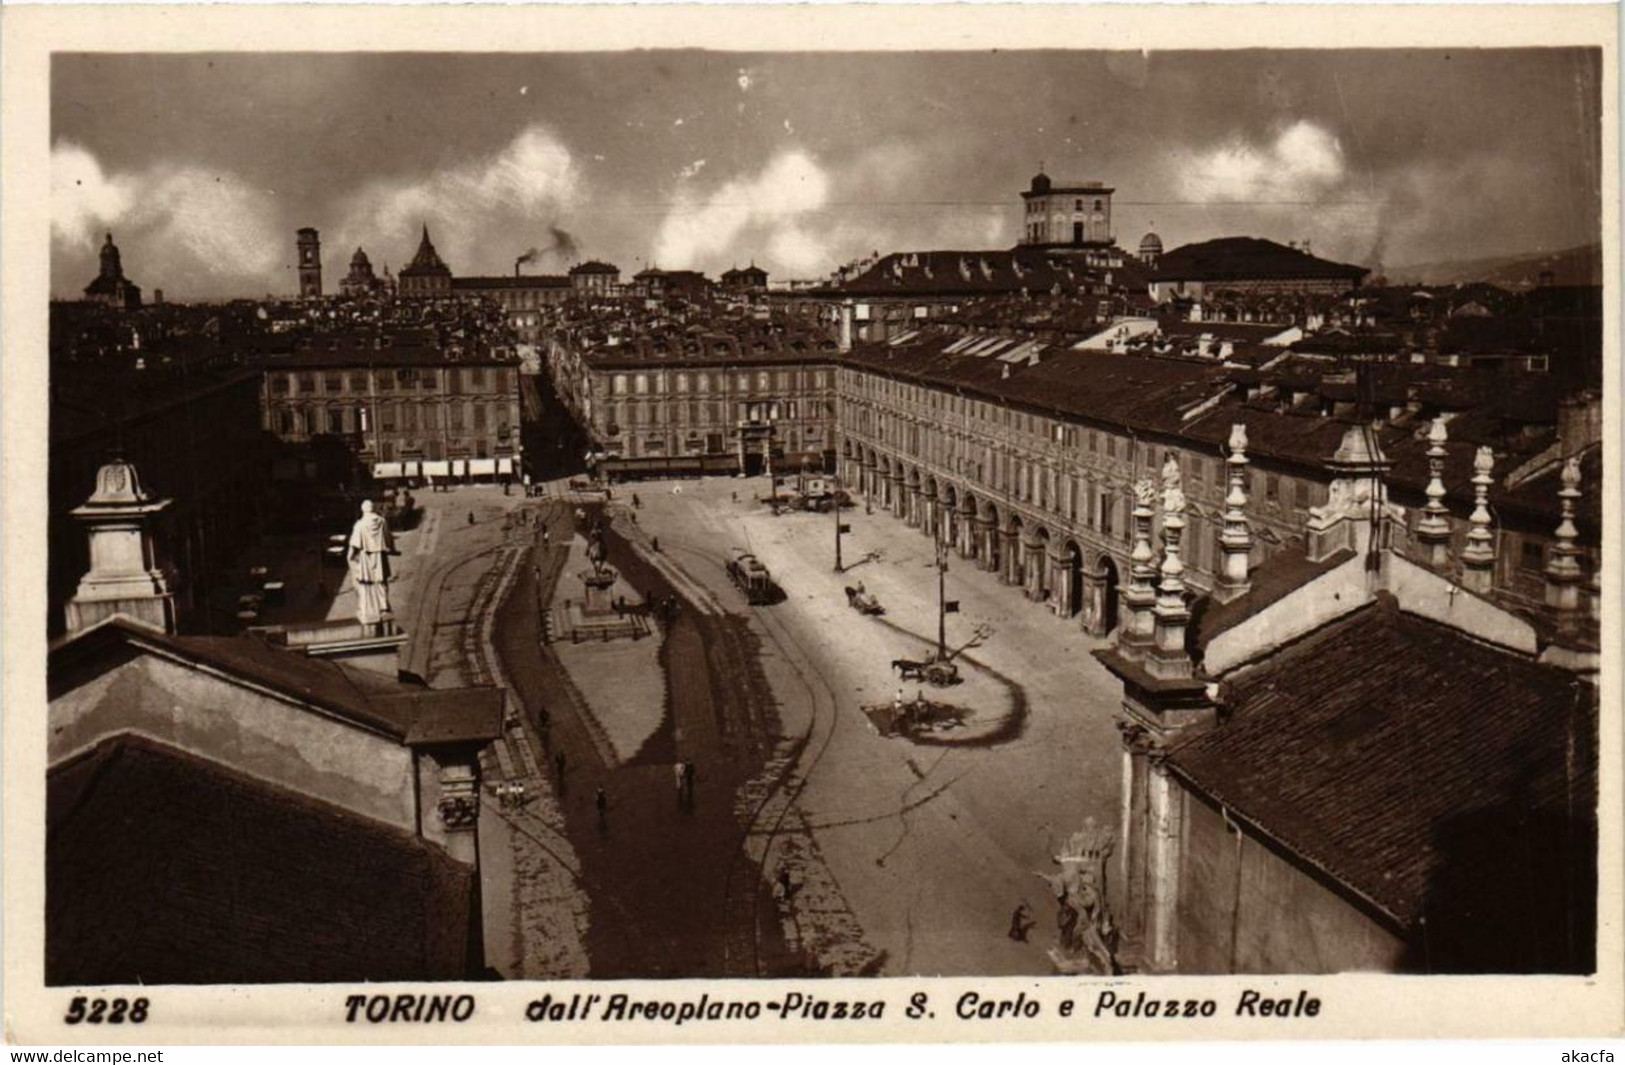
[891,655,960,687]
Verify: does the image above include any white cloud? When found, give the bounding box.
[52,141,135,249]
[332,124,578,270]
[1179,120,1346,203]
[653,149,830,270]
[678,159,707,181]
[52,140,280,290]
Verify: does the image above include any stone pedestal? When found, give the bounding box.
[579,567,618,616]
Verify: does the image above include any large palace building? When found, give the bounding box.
[260,327,524,481]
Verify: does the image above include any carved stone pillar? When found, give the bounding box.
[1050,549,1073,617]
[1001,528,1021,586]
[1143,753,1184,973]
[958,504,977,560]
[1023,537,1046,603]
[1116,720,1154,954]
[978,516,998,572]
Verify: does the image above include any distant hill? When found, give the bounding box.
[1386,243,1602,289]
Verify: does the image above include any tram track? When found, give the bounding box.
[662,539,845,977]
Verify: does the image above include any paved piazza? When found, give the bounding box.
[622,474,1127,976]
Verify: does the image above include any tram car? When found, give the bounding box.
[726,551,776,605]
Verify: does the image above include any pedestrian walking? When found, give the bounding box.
[651,535,660,553]
[467,510,476,526]
[673,761,686,806]
[542,527,551,547]
[777,868,794,902]
[1008,903,1035,942]
[595,786,609,833]
[632,492,641,509]
[682,760,697,806]
[731,491,737,504]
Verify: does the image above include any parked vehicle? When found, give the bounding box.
[726,551,776,605]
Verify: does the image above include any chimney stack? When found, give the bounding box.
[1460,446,1496,594]
[1213,424,1253,603]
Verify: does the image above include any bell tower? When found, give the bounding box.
[297,227,323,298]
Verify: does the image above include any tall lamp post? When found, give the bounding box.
[833,475,851,573]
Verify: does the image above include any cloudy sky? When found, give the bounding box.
[52,49,1600,300]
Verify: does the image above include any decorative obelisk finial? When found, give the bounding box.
[1417,417,1453,570]
[1147,456,1193,680]
[1214,424,1253,603]
[1460,446,1496,594]
[1117,476,1159,659]
[1544,456,1584,612]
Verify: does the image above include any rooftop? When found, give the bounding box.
[1167,597,1595,954]
[1154,237,1369,284]
[48,732,478,984]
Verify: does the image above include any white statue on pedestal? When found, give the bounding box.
[348,500,396,631]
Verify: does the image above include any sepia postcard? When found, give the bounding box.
[1,2,1619,1046]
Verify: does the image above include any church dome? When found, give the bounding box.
[1030,172,1052,195]
[351,247,372,267]
[1139,232,1164,256]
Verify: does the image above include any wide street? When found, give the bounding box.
[241,462,1130,978]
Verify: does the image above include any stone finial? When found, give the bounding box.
[1117,476,1159,659]
[1460,446,1496,593]
[1215,424,1253,603]
[1417,417,1453,570]
[1545,456,1584,612]
[1148,458,1192,680]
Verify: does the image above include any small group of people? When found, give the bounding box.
[494,780,529,810]
[672,759,698,808]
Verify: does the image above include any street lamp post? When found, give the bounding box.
[833,476,849,574]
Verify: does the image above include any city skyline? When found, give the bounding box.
[52,49,1602,299]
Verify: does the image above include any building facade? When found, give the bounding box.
[398,226,454,299]
[297,227,323,298]
[82,232,142,309]
[546,327,839,479]
[260,334,524,481]
[1020,171,1115,247]
[832,331,1601,638]
[569,260,622,297]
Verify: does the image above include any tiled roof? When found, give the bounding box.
[48,616,500,745]
[452,275,570,290]
[812,248,1110,299]
[48,733,478,984]
[847,332,1226,438]
[1154,237,1368,284]
[1168,597,1595,934]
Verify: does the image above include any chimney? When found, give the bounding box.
[1416,417,1453,570]
[1544,456,1584,612]
[1213,424,1253,603]
[65,456,179,636]
[1146,456,1193,680]
[1460,446,1497,594]
[1116,477,1160,659]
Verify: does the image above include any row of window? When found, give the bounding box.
[1025,197,1107,214]
[602,400,818,429]
[274,401,513,437]
[607,368,829,397]
[268,366,512,397]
